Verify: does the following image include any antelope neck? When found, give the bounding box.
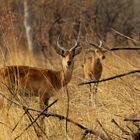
[61,66,73,86]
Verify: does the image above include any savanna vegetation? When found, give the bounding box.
[0,0,140,140]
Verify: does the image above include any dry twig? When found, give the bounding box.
[14,99,57,140]
[110,47,140,51]
[97,119,112,140]
[124,118,140,122]
[111,119,129,135]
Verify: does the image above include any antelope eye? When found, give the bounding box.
[62,54,66,57]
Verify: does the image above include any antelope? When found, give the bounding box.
[0,36,82,137]
[83,40,106,106]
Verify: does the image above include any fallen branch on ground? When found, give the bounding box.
[43,112,110,140]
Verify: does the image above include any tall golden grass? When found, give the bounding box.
[0,1,140,140]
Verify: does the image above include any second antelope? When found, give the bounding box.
[0,36,81,137]
[83,40,106,106]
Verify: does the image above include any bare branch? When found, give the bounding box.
[0,90,48,138]
[97,119,112,140]
[89,41,140,52]
[89,41,140,53]
[79,70,140,86]
[14,99,57,140]
[110,47,140,51]
[12,111,27,132]
[124,118,140,122]
[111,119,130,135]
[44,112,110,140]
[25,110,48,138]
[0,92,109,140]
[111,28,140,45]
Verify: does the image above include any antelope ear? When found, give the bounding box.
[73,47,82,56]
[55,46,65,57]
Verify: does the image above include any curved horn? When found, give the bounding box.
[56,35,66,51]
[98,40,103,48]
[88,39,103,49]
[70,40,80,51]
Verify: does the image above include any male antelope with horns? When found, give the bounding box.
[0,30,82,137]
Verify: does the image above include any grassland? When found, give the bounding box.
[0,44,139,140]
[0,0,140,140]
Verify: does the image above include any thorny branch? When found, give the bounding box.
[79,70,140,86]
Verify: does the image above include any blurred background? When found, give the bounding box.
[0,0,140,67]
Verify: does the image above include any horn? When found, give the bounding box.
[70,21,81,51]
[56,35,66,51]
[98,40,103,48]
[88,39,103,49]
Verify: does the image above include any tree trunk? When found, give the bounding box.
[24,0,35,52]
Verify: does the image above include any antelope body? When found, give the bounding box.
[0,36,81,137]
[83,41,106,105]
[84,55,103,81]
[0,65,71,97]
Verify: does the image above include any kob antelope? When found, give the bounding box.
[84,40,106,106]
[0,36,82,137]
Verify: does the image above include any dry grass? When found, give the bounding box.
[0,1,140,140]
[0,46,139,140]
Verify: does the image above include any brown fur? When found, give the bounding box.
[83,48,105,106]
[0,47,81,138]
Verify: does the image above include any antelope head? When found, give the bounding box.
[88,40,107,60]
[56,36,82,70]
